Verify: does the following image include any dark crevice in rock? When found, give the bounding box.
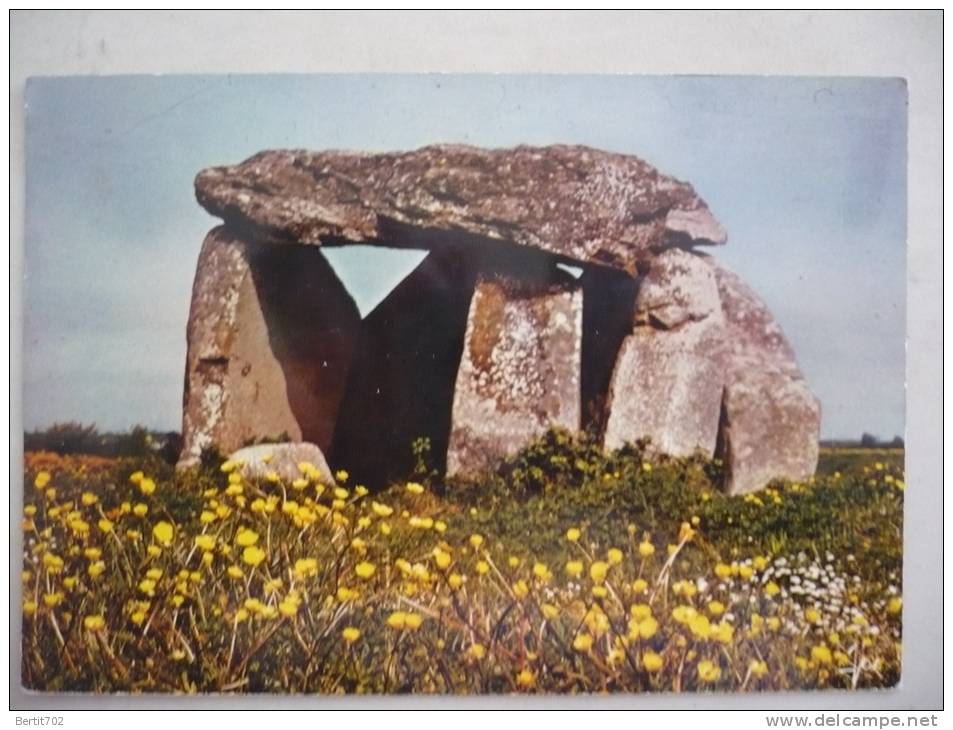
[580,267,639,438]
[329,247,479,488]
[713,389,732,491]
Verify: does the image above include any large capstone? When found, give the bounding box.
[194,144,725,275]
[446,262,583,477]
[178,226,360,468]
[603,248,726,457]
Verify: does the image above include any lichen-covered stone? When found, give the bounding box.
[177,227,360,469]
[705,256,821,494]
[194,145,725,274]
[603,248,726,457]
[229,442,334,485]
[446,268,583,477]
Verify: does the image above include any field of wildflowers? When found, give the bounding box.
[20,432,903,694]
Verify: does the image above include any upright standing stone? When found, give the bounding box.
[446,267,583,477]
[706,257,821,494]
[178,226,360,468]
[603,248,726,457]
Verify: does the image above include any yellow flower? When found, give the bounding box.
[195,535,216,551]
[434,520,447,533]
[406,482,425,495]
[81,492,98,506]
[199,510,216,524]
[767,616,781,632]
[24,505,37,517]
[714,563,732,579]
[541,603,559,620]
[532,562,552,582]
[97,518,114,533]
[753,555,769,571]
[34,471,51,489]
[337,586,360,602]
[572,633,594,652]
[712,621,734,644]
[88,561,106,578]
[43,592,64,607]
[738,564,754,580]
[227,565,244,579]
[749,659,768,678]
[235,527,259,547]
[697,659,721,683]
[512,579,529,599]
[642,650,664,672]
[138,579,156,597]
[335,470,349,483]
[139,478,156,495]
[589,561,609,584]
[688,613,711,640]
[632,578,648,594]
[23,600,37,616]
[764,581,781,598]
[607,548,624,565]
[448,573,464,590]
[565,560,584,578]
[566,527,581,543]
[468,643,486,660]
[515,669,535,689]
[888,597,903,615]
[386,611,408,630]
[292,478,309,490]
[84,614,105,632]
[342,626,361,643]
[433,549,452,570]
[508,556,520,569]
[642,461,653,473]
[638,541,655,558]
[469,534,484,550]
[242,546,266,567]
[805,607,821,624]
[355,561,376,579]
[278,597,300,618]
[371,501,393,518]
[707,600,725,617]
[333,487,349,500]
[151,521,174,546]
[475,560,489,575]
[131,503,148,517]
[811,644,833,666]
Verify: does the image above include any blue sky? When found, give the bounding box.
[23,74,907,440]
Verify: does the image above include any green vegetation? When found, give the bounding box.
[20,431,902,694]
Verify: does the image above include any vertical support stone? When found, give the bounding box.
[707,258,821,494]
[446,267,582,478]
[178,226,360,468]
[603,248,726,457]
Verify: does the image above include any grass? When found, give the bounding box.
[19,432,903,694]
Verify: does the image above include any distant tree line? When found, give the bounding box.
[820,433,905,449]
[23,422,183,463]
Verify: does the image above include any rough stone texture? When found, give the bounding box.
[446,265,583,477]
[704,256,821,494]
[178,227,360,468]
[194,144,726,274]
[331,247,479,488]
[230,442,334,485]
[603,248,726,457]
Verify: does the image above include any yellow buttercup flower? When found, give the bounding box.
[371,501,393,518]
[355,561,376,579]
[566,527,581,543]
[515,669,536,689]
[632,578,648,594]
[475,560,489,575]
[227,565,244,579]
[88,561,106,578]
[34,471,51,489]
[195,535,216,551]
[152,521,174,546]
[448,573,463,590]
[764,581,781,598]
[607,548,624,565]
[565,560,584,578]
[242,546,266,567]
[433,549,452,570]
[642,650,664,672]
[589,561,609,584]
[406,482,425,495]
[81,492,98,506]
[84,614,105,632]
[342,626,361,643]
[541,603,559,620]
[468,643,486,660]
[888,597,903,615]
[749,660,768,678]
[97,518,114,533]
[512,579,529,599]
[572,633,594,652]
[811,644,833,666]
[139,478,156,495]
[532,562,552,582]
[638,541,655,558]
[469,534,484,550]
[697,659,721,682]
[235,527,259,547]
[707,600,725,616]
